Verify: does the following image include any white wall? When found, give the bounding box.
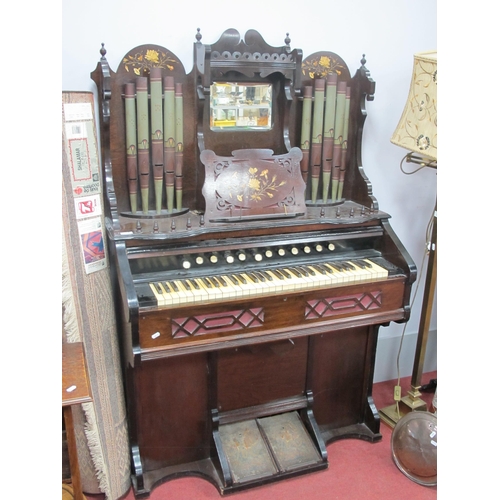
[62,0,438,381]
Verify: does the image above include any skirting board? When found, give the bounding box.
[374,329,437,383]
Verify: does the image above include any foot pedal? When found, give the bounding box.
[219,419,278,484]
[258,411,322,472]
[218,411,323,486]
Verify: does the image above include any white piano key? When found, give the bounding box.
[323,262,350,284]
[221,274,245,297]
[204,276,225,299]
[340,261,365,282]
[319,263,344,285]
[252,270,277,294]
[239,272,266,295]
[364,259,389,279]
[171,279,194,303]
[230,273,255,296]
[266,269,296,291]
[213,275,239,299]
[305,265,330,287]
[162,281,182,304]
[282,267,314,290]
[183,278,208,302]
[261,270,283,292]
[149,282,167,306]
[349,260,378,282]
[192,277,222,301]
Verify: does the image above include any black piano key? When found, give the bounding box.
[246,272,259,284]
[279,268,292,279]
[234,273,247,284]
[296,266,310,276]
[318,263,334,274]
[352,259,368,269]
[202,277,213,288]
[272,269,286,280]
[226,274,240,285]
[181,279,192,290]
[329,262,343,271]
[186,278,200,289]
[207,276,220,287]
[310,264,327,275]
[262,270,276,281]
[254,272,267,282]
[214,276,228,287]
[255,271,270,281]
[300,267,312,277]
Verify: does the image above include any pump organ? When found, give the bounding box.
[91,28,416,498]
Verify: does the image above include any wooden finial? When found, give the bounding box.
[361,54,366,66]
[100,43,107,59]
[195,28,202,43]
[285,33,291,52]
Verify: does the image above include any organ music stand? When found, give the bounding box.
[379,51,437,427]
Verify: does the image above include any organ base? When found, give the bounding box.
[128,325,383,498]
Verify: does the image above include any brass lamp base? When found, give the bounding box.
[379,388,428,428]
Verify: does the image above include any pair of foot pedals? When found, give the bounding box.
[214,407,327,492]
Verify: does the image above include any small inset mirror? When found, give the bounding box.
[210,82,272,131]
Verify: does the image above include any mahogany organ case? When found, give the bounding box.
[91,28,416,498]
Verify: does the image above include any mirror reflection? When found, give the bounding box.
[210,82,272,130]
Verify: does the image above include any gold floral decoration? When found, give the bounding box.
[235,167,286,203]
[122,49,177,75]
[145,50,159,64]
[302,55,347,79]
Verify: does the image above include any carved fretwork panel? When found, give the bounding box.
[172,307,265,338]
[305,291,382,320]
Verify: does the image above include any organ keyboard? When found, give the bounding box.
[92,28,416,498]
[138,249,391,307]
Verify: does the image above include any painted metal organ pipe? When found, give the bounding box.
[300,74,351,205]
[123,72,184,214]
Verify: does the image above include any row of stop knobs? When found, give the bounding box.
[181,243,336,269]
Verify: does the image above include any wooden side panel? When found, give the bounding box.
[309,326,371,429]
[134,354,210,469]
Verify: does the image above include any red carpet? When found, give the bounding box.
[91,371,438,500]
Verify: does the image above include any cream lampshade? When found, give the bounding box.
[391,51,437,166]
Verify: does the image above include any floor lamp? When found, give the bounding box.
[379,51,437,428]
